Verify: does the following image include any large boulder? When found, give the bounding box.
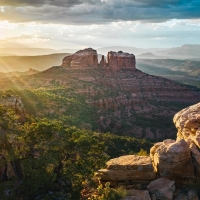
[150,139,195,182]
[174,102,200,142]
[173,102,200,179]
[147,178,175,200]
[95,155,156,186]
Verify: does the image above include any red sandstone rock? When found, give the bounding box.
[62,48,98,68]
[99,55,107,69]
[107,51,135,72]
[62,55,73,67]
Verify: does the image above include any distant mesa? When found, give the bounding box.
[62,48,136,72]
[138,52,157,59]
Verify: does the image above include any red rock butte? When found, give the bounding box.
[62,48,98,68]
[107,51,136,72]
[62,48,136,71]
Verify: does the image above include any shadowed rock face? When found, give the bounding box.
[107,51,136,72]
[99,55,106,69]
[62,48,98,68]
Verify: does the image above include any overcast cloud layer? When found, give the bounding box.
[0,0,200,24]
[0,0,200,49]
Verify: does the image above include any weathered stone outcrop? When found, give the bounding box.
[150,139,195,182]
[107,51,136,72]
[174,102,200,142]
[95,102,200,199]
[173,102,200,180]
[95,155,156,186]
[62,48,98,68]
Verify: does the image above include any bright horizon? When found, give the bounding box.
[0,0,200,50]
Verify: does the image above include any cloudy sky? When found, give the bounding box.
[0,0,200,49]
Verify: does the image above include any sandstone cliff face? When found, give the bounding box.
[62,55,73,67]
[95,102,200,199]
[62,48,98,68]
[107,51,135,72]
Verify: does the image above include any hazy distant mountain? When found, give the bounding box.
[97,46,166,55]
[137,52,158,59]
[0,48,77,56]
[8,68,39,76]
[98,45,200,59]
[0,53,70,72]
[137,59,200,87]
[0,68,39,78]
[156,45,200,58]
[1,45,199,58]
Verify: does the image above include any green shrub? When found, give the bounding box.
[137,148,148,156]
[89,182,127,200]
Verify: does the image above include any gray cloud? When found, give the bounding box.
[0,0,101,7]
[0,0,82,7]
[0,0,199,24]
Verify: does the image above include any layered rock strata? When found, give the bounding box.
[96,155,156,185]
[107,51,135,72]
[62,48,135,72]
[62,48,98,68]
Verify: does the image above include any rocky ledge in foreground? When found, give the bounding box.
[95,102,200,200]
